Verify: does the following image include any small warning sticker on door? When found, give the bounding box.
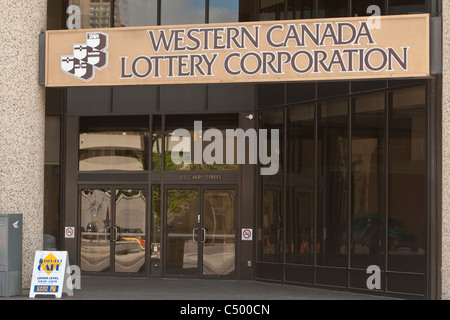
[241,228,253,241]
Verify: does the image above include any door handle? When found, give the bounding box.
[201,228,206,243]
[113,227,118,242]
[192,228,199,243]
[105,227,111,241]
[277,228,283,243]
[105,227,118,242]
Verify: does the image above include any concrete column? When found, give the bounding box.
[0,1,47,288]
[442,1,450,300]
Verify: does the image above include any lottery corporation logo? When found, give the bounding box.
[61,32,109,82]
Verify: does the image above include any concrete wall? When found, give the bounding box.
[0,0,47,288]
[442,0,450,300]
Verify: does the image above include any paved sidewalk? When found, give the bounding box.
[2,276,395,300]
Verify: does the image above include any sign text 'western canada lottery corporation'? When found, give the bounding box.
[44,14,429,87]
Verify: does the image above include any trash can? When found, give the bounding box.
[0,214,22,297]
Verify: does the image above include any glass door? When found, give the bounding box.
[114,188,147,274]
[165,188,199,275]
[80,186,147,275]
[203,189,236,276]
[165,186,236,278]
[80,188,112,273]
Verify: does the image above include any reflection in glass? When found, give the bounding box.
[115,189,146,273]
[161,0,205,25]
[261,190,282,262]
[79,116,149,171]
[388,0,426,15]
[286,104,315,264]
[317,99,348,267]
[166,189,199,274]
[287,104,315,175]
[260,109,284,263]
[166,188,236,276]
[255,83,429,293]
[388,87,426,273]
[114,0,157,27]
[238,0,258,21]
[79,132,148,171]
[81,189,112,272]
[350,93,385,268]
[287,0,314,19]
[68,0,112,29]
[203,190,236,275]
[164,115,239,171]
[259,0,285,21]
[318,0,348,17]
[352,0,385,16]
[209,0,239,23]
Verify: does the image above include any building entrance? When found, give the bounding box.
[78,184,237,278]
[164,186,236,278]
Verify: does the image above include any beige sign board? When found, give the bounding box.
[45,14,430,87]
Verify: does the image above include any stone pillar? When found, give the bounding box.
[442,1,450,300]
[0,1,47,288]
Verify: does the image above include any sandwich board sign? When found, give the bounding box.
[29,251,73,298]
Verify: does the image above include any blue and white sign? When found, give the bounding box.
[29,251,73,299]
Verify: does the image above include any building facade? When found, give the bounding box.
[1,0,448,299]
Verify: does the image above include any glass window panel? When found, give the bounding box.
[259,0,285,21]
[388,86,426,273]
[287,0,314,19]
[115,189,147,273]
[260,108,283,175]
[352,0,385,16]
[114,0,157,27]
[79,132,148,171]
[260,109,284,263]
[239,0,258,21]
[209,0,239,23]
[318,0,349,18]
[80,189,112,272]
[68,0,112,29]
[286,104,315,265]
[288,104,315,175]
[161,0,205,25]
[317,99,349,267]
[388,0,427,15]
[350,93,385,268]
[164,114,239,171]
[261,190,283,262]
[166,189,199,274]
[203,190,236,275]
[79,116,149,171]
